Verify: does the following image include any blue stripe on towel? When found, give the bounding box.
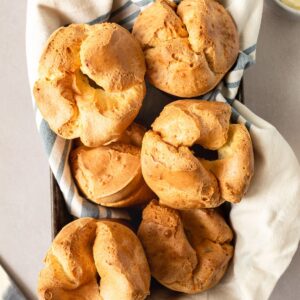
[231,107,240,123]
[232,52,253,71]
[66,184,75,206]
[201,91,213,100]
[111,1,132,18]
[40,120,56,156]
[119,10,140,25]
[133,0,154,6]
[56,140,71,183]
[81,200,99,218]
[225,80,241,89]
[225,97,235,105]
[213,89,222,100]
[89,1,137,25]
[244,44,256,55]
[245,120,252,130]
[88,11,111,25]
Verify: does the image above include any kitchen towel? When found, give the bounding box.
[26,1,300,299]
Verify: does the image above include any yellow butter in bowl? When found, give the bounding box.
[281,0,300,10]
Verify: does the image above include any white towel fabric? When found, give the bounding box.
[26,1,300,299]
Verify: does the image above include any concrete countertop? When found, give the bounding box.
[0,0,299,299]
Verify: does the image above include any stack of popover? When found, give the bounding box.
[34,1,254,299]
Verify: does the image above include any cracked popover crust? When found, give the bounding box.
[138,200,233,294]
[38,218,151,300]
[34,23,146,147]
[141,100,254,209]
[132,0,239,97]
[70,123,154,207]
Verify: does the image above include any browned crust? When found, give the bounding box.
[141,100,254,208]
[132,0,239,97]
[38,218,151,300]
[34,23,146,147]
[70,123,154,207]
[138,201,233,294]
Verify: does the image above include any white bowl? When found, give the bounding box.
[273,0,300,17]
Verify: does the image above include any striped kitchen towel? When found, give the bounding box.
[26,1,300,299]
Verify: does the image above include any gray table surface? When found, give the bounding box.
[0,0,299,299]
